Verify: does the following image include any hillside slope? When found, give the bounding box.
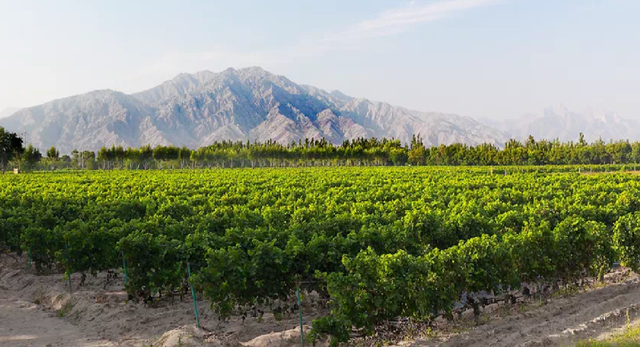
[1,67,507,152]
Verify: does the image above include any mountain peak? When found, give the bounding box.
[582,107,622,123]
[329,90,352,102]
[87,89,119,96]
[543,103,569,116]
[0,67,507,152]
[239,66,266,73]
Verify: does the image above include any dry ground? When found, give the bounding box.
[3,253,640,347]
[395,270,640,347]
[0,254,320,347]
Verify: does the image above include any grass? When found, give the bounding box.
[57,300,74,318]
[575,320,640,346]
[33,287,46,305]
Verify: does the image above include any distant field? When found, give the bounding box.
[3,166,640,343]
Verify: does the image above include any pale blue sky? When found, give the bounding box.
[0,0,639,120]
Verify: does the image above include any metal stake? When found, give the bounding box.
[188,263,201,329]
[121,250,129,285]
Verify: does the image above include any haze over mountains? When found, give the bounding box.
[0,107,21,119]
[0,67,636,153]
[485,104,640,143]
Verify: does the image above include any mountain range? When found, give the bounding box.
[484,104,640,143]
[0,67,637,153]
[0,67,506,153]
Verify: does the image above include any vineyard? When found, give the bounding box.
[2,166,640,345]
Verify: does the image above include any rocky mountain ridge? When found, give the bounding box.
[0,67,507,153]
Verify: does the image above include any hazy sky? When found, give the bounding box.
[1,0,639,120]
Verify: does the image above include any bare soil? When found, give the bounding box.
[396,269,640,347]
[3,253,640,347]
[0,254,323,347]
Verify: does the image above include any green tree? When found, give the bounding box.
[46,146,60,170]
[97,147,109,169]
[408,134,426,165]
[21,144,42,171]
[178,146,192,168]
[0,127,24,173]
[139,145,153,169]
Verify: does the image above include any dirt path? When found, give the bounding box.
[403,272,640,347]
[0,269,114,347]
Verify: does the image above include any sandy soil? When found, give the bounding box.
[0,294,115,347]
[398,269,640,347]
[3,252,640,347]
[0,254,323,347]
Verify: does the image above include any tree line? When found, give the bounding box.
[4,126,640,171]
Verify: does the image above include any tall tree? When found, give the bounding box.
[408,134,426,165]
[0,127,24,173]
[139,145,153,169]
[46,146,60,171]
[22,144,42,171]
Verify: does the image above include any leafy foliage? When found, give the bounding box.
[614,213,640,272]
[1,166,640,343]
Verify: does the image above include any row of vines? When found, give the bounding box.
[2,166,640,344]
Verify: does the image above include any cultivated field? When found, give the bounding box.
[3,167,640,345]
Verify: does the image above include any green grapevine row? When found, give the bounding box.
[312,216,618,343]
[1,167,640,343]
